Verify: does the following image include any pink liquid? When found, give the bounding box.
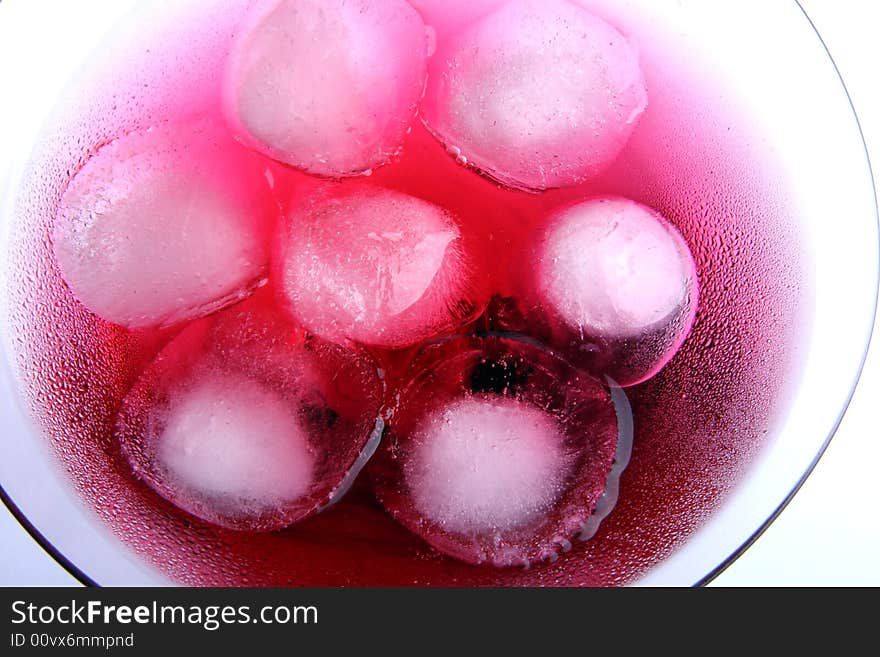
[5,0,806,585]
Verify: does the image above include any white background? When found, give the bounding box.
[1,0,878,586]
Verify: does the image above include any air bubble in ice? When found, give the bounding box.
[157,371,316,512]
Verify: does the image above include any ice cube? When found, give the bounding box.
[534,196,698,385]
[224,0,429,177]
[53,120,273,329]
[405,396,571,534]
[370,335,619,567]
[421,0,647,190]
[117,296,385,530]
[275,184,485,348]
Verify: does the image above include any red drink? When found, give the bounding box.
[4,0,806,585]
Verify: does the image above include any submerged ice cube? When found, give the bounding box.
[275,184,486,349]
[224,0,429,177]
[405,396,572,534]
[53,120,273,329]
[421,0,647,191]
[370,335,619,567]
[533,196,698,386]
[117,296,385,531]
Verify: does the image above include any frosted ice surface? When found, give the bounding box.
[157,371,315,512]
[421,0,647,190]
[277,186,477,348]
[53,121,271,329]
[404,396,571,534]
[117,299,386,529]
[224,0,429,177]
[536,197,695,339]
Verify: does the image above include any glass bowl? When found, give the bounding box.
[0,0,877,586]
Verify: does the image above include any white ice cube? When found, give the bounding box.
[421,0,647,190]
[404,396,571,534]
[224,0,429,177]
[53,121,271,329]
[157,371,315,514]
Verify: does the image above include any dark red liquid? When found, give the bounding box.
[5,0,806,585]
